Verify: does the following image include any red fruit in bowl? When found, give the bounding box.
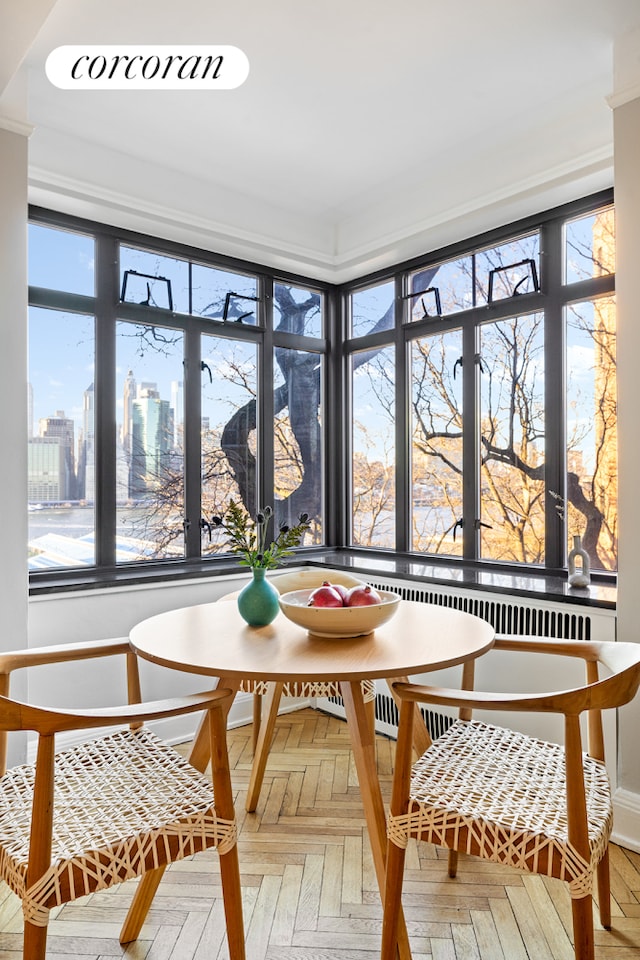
[324,581,349,604]
[346,584,382,606]
[308,585,344,607]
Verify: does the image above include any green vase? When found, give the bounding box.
[237,567,280,626]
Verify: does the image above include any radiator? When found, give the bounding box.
[316,576,617,776]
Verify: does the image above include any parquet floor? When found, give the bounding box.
[2,707,640,959]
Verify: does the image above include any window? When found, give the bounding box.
[28,307,95,568]
[351,280,395,338]
[411,329,463,555]
[29,194,616,583]
[565,296,617,570]
[351,346,395,548]
[347,194,617,573]
[116,321,185,562]
[479,312,545,563]
[28,213,327,573]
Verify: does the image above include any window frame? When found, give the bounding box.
[28,207,332,585]
[342,190,616,576]
[28,190,616,590]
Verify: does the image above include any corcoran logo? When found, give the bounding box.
[45,45,249,90]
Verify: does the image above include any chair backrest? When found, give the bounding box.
[490,637,640,714]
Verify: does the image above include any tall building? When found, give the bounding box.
[38,411,76,499]
[171,379,183,448]
[122,369,136,455]
[78,383,95,501]
[592,209,617,566]
[130,388,172,496]
[28,437,68,502]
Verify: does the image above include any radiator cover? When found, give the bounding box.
[317,576,617,775]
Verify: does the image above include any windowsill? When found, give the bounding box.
[28,547,617,609]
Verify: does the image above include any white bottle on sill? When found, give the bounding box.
[568,534,591,588]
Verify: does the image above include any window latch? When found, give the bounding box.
[199,518,212,541]
[452,518,464,541]
[474,353,486,374]
[474,519,493,531]
[453,357,463,379]
[201,360,213,383]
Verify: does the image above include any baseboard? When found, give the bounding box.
[612,788,640,853]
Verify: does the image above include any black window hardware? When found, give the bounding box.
[487,258,539,303]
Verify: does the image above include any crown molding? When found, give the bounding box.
[29,140,615,285]
[607,81,640,110]
[0,115,34,137]
[28,166,340,281]
[335,144,614,271]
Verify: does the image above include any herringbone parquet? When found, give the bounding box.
[1,707,640,959]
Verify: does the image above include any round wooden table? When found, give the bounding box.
[130,597,494,960]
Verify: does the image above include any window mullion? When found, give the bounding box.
[95,235,118,568]
[395,276,409,553]
[184,320,202,558]
[462,317,478,559]
[542,219,566,570]
[260,276,274,519]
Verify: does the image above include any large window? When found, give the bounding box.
[347,195,617,574]
[28,216,326,573]
[29,194,617,582]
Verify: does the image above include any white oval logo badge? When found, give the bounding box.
[45,45,249,90]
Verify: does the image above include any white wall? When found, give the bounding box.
[26,573,257,753]
[0,126,29,764]
[613,93,640,802]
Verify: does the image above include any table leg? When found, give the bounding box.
[340,680,413,960]
[120,676,241,943]
[246,680,285,812]
[189,675,241,771]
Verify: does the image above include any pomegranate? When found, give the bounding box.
[323,580,349,603]
[308,584,344,607]
[345,584,382,607]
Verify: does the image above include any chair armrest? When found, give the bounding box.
[0,638,131,675]
[493,635,601,660]
[392,678,596,714]
[1,687,233,735]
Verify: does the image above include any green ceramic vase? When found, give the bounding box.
[237,567,280,626]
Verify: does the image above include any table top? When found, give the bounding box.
[130,598,495,681]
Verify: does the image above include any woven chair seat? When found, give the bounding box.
[387,719,612,898]
[0,728,236,927]
[240,678,376,701]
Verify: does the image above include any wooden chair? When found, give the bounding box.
[220,568,376,810]
[0,638,245,960]
[381,636,640,960]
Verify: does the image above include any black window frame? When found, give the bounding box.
[28,207,334,588]
[28,189,616,591]
[341,189,616,576]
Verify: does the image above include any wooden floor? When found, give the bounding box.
[2,707,640,959]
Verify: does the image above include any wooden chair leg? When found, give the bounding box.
[571,894,595,960]
[447,848,458,878]
[596,848,612,929]
[23,919,48,960]
[246,682,284,812]
[252,692,262,752]
[381,839,408,960]
[208,702,246,959]
[120,866,166,943]
[218,845,246,959]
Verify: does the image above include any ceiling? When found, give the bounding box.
[3,0,640,281]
